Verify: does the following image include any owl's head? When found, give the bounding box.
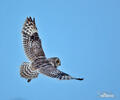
[48,57,61,68]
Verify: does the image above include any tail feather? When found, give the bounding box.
[20,62,38,81]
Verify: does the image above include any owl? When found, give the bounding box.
[20,17,84,82]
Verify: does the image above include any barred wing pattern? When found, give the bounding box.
[20,17,84,82]
[20,62,83,81]
[38,65,83,80]
[21,17,45,62]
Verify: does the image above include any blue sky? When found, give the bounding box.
[0,0,120,100]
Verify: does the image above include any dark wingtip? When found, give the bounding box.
[26,16,33,21]
[33,17,35,24]
[25,16,36,26]
[29,16,32,21]
[75,78,84,81]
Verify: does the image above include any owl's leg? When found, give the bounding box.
[27,79,32,82]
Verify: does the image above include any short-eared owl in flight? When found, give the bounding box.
[20,17,84,82]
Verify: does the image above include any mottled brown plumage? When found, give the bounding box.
[20,17,84,82]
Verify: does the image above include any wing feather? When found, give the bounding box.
[38,65,83,80]
[21,17,46,62]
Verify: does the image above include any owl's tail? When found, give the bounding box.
[20,62,38,82]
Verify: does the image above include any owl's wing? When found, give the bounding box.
[21,17,46,62]
[38,65,84,80]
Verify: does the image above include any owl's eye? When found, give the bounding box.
[56,60,59,64]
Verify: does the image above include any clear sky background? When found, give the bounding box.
[0,0,120,100]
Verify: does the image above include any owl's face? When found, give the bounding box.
[48,57,61,68]
[55,57,61,67]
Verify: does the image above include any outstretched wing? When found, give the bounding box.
[21,17,46,62]
[38,65,84,80]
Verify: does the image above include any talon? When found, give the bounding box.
[27,79,31,82]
